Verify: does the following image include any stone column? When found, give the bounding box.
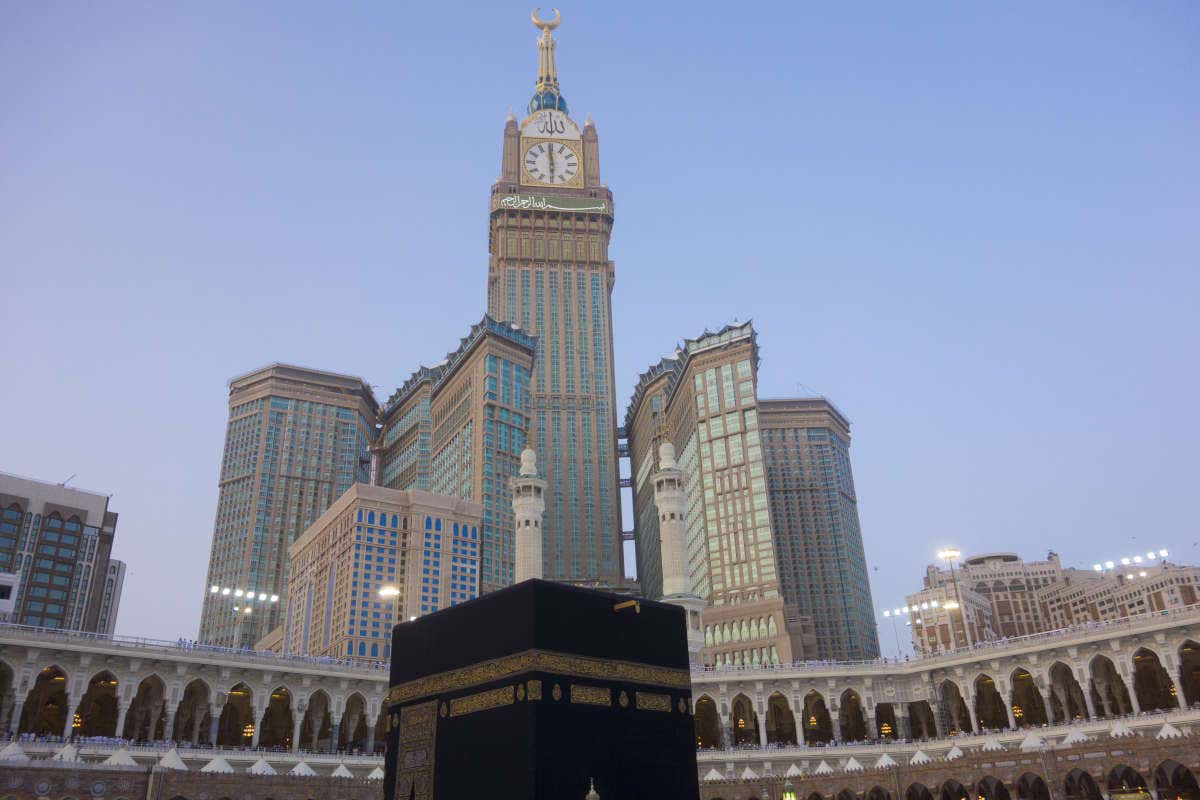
[966,697,979,733]
[1128,684,1142,715]
[114,699,130,741]
[756,703,768,746]
[1082,685,1098,720]
[1004,700,1017,730]
[330,714,341,753]
[1042,692,1055,725]
[366,723,377,754]
[865,709,876,740]
[61,694,75,739]
[163,708,176,743]
[250,703,265,747]
[291,712,303,753]
[719,711,731,749]
[190,710,203,745]
[8,699,24,738]
[830,714,841,743]
[208,709,220,746]
[898,707,911,740]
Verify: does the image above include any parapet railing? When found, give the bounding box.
[694,604,1200,679]
[694,704,1200,761]
[0,623,390,675]
[4,602,1199,682]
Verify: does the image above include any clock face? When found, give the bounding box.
[524,141,580,185]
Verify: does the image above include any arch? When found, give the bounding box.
[800,689,833,744]
[939,783,969,800]
[764,691,797,745]
[867,788,892,800]
[874,701,898,739]
[1107,766,1147,792]
[1017,773,1051,800]
[19,664,69,736]
[340,692,369,750]
[1009,668,1048,727]
[1132,647,1178,711]
[908,700,937,739]
[837,790,858,800]
[1048,661,1089,722]
[1179,640,1200,706]
[978,777,1011,800]
[74,671,120,737]
[1155,760,1199,800]
[217,682,254,746]
[123,674,166,741]
[1063,769,1102,800]
[907,785,934,800]
[301,689,333,751]
[730,693,758,746]
[973,674,1008,730]
[1089,654,1133,717]
[172,678,212,745]
[838,689,867,742]
[258,685,294,749]
[939,679,971,734]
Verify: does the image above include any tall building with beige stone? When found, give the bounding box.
[375,316,535,593]
[283,483,481,662]
[198,364,378,648]
[903,549,1199,656]
[627,322,815,667]
[486,14,624,585]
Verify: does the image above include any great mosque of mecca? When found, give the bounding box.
[3,8,1199,800]
[2,606,1199,798]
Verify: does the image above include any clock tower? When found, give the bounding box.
[487,10,623,585]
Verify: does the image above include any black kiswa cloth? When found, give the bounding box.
[383,579,700,800]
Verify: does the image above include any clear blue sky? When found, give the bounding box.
[3,2,1197,646]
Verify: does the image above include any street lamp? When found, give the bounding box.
[937,547,973,650]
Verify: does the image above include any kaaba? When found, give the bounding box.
[383,579,700,800]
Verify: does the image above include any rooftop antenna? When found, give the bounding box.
[60,474,76,487]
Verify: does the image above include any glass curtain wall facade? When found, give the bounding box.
[0,472,120,633]
[627,323,813,666]
[486,25,623,586]
[376,316,535,594]
[198,365,378,648]
[759,398,880,660]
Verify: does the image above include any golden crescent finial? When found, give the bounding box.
[531,7,561,32]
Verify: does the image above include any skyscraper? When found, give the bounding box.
[375,315,535,593]
[759,398,879,660]
[198,364,378,648]
[486,12,623,584]
[0,471,122,633]
[626,323,816,666]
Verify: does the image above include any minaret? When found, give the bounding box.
[651,442,706,662]
[512,447,546,582]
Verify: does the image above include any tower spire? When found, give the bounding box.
[528,9,568,115]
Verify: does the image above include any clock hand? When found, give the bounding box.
[548,144,555,183]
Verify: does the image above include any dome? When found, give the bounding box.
[528,89,568,115]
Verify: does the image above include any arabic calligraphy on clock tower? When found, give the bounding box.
[487,11,623,585]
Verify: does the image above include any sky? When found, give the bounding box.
[2,2,1198,648]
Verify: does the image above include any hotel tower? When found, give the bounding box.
[486,11,623,584]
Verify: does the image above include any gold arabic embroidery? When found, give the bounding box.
[387,648,690,704]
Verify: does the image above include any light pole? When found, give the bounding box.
[936,548,973,650]
[379,585,401,627]
[880,609,902,659]
[208,585,279,650]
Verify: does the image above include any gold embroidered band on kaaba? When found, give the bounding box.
[387,648,691,705]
